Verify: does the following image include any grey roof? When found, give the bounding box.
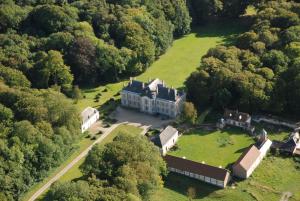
[123,78,184,102]
[81,107,98,123]
[155,126,178,147]
[224,109,251,123]
[123,80,144,94]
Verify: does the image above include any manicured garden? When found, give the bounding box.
[169,128,255,168]
[152,157,300,201]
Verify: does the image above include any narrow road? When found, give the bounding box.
[28,123,120,201]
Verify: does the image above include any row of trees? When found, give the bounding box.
[45,132,166,201]
[186,0,300,116]
[0,81,81,200]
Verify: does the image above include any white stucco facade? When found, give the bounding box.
[160,130,179,155]
[81,107,99,133]
[121,78,186,118]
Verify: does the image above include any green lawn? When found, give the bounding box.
[76,21,247,111]
[169,128,255,168]
[152,157,300,201]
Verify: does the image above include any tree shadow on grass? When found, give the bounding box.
[164,172,220,199]
[192,19,249,46]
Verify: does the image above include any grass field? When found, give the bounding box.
[152,156,300,201]
[76,21,247,111]
[169,128,255,168]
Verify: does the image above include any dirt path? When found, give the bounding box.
[28,123,120,201]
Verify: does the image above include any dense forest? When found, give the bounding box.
[186,0,300,117]
[0,82,80,200]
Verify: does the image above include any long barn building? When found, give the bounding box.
[164,155,230,188]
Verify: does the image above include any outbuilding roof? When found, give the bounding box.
[224,109,251,123]
[156,126,178,147]
[233,145,260,171]
[81,107,98,123]
[164,155,230,181]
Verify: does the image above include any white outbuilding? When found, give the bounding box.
[81,107,99,133]
[153,126,179,155]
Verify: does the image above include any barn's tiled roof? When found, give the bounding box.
[164,155,230,181]
[232,145,260,171]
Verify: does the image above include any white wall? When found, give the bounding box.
[161,131,179,155]
[81,112,99,133]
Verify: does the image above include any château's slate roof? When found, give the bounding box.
[123,80,144,94]
[123,79,184,102]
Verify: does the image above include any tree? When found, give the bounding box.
[182,102,198,124]
[26,5,78,35]
[31,50,73,90]
[45,181,91,201]
[0,65,31,87]
[72,85,83,103]
[66,37,96,84]
[81,133,166,199]
[186,186,196,201]
[0,0,28,32]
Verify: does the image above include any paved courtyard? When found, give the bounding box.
[110,107,173,129]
